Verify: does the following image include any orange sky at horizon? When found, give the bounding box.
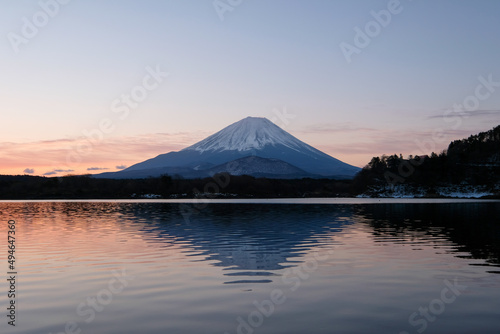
[0,132,204,177]
[0,122,487,177]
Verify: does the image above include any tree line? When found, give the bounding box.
[352,124,500,193]
[0,174,354,199]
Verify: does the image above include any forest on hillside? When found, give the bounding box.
[352,124,500,196]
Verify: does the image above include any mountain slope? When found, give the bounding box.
[207,156,315,179]
[96,156,316,179]
[120,117,359,178]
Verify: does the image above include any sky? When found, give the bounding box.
[1,0,500,176]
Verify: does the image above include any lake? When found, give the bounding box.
[1,199,499,334]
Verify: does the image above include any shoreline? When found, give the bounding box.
[1,197,499,204]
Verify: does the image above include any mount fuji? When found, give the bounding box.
[97,117,360,179]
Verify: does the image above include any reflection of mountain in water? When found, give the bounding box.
[116,202,500,279]
[12,201,498,284]
[121,204,353,277]
[353,203,500,271]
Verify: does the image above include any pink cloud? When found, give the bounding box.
[0,132,209,176]
[296,123,378,134]
[309,126,488,167]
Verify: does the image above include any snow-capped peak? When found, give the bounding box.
[182,117,315,153]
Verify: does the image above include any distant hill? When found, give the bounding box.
[354,124,500,197]
[96,156,317,179]
[206,156,316,179]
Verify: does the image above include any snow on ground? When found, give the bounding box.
[360,184,497,198]
[436,185,493,198]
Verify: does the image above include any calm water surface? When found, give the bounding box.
[1,200,499,334]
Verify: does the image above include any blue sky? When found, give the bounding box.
[1,0,499,175]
